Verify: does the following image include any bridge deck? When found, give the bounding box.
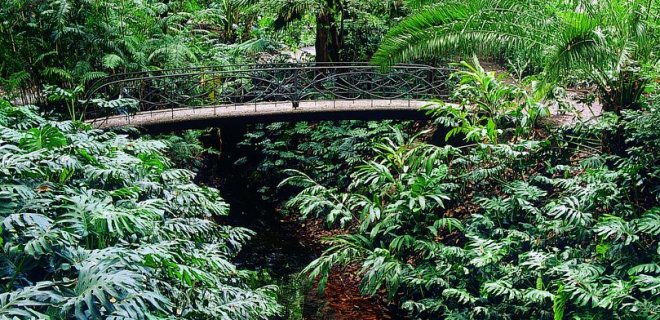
[90,99,434,130]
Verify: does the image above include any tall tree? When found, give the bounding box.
[273,0,402,62]
[273,0,345,62]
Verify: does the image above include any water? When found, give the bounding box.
[222,198,328,319]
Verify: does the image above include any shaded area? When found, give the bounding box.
[198,127,402,319]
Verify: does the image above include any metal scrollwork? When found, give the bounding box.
[85,63,454,120]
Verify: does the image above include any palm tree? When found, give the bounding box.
[371,0,659,113]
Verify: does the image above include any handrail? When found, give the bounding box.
[84,63,455,122]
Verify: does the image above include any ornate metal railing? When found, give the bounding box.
[84,63,455,120]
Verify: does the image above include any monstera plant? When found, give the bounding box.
[0,100,281,319]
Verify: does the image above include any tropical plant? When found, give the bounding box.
[270,0,402,62]
[231,120,410,203]
[0,0,272,108]
[372,0,660,113]
[160,129,219,171]
[282,76,660,319]
[425,57,548,143]
[0,99,281,319]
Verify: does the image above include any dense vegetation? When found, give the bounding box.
[1,0,659,319]
[0,0,402,109]
[0,100,281,319]
[234,120,412,202]
[283,61,660,318]
[373,0,659,113]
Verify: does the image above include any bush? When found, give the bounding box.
[0,100,281,319]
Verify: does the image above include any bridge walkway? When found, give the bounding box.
[91,99,433,129]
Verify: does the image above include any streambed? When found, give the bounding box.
[223,196,399,319]
[199,127,401,319]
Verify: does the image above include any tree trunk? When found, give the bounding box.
[599,70,646,156]
[599,71,645,115]
[315,0,342,63]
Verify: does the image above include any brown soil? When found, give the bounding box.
[281,215,400,320]
[306,265,396,320]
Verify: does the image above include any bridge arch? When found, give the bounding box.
[85,63,454,129]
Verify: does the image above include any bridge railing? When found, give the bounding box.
[84,63,455,122]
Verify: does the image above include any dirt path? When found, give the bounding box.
[479,60,602,126]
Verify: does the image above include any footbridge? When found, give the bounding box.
[85,63,454,130]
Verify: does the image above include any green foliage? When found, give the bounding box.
[373,0,660,112]
[425,57,548,143]
[42,84,86,121]
[0,0,272,108]
[89,98,140,117]
[19,125,68,151]
[235,120,410,202]
[159,130,218,171]
[0,101,281,319]
[267,0,403,61]
[0,0,657,318]
[284,84,660,319]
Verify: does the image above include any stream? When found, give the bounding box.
[202,133,333,319]
[199,126,401,320]
[223,197,329,319]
